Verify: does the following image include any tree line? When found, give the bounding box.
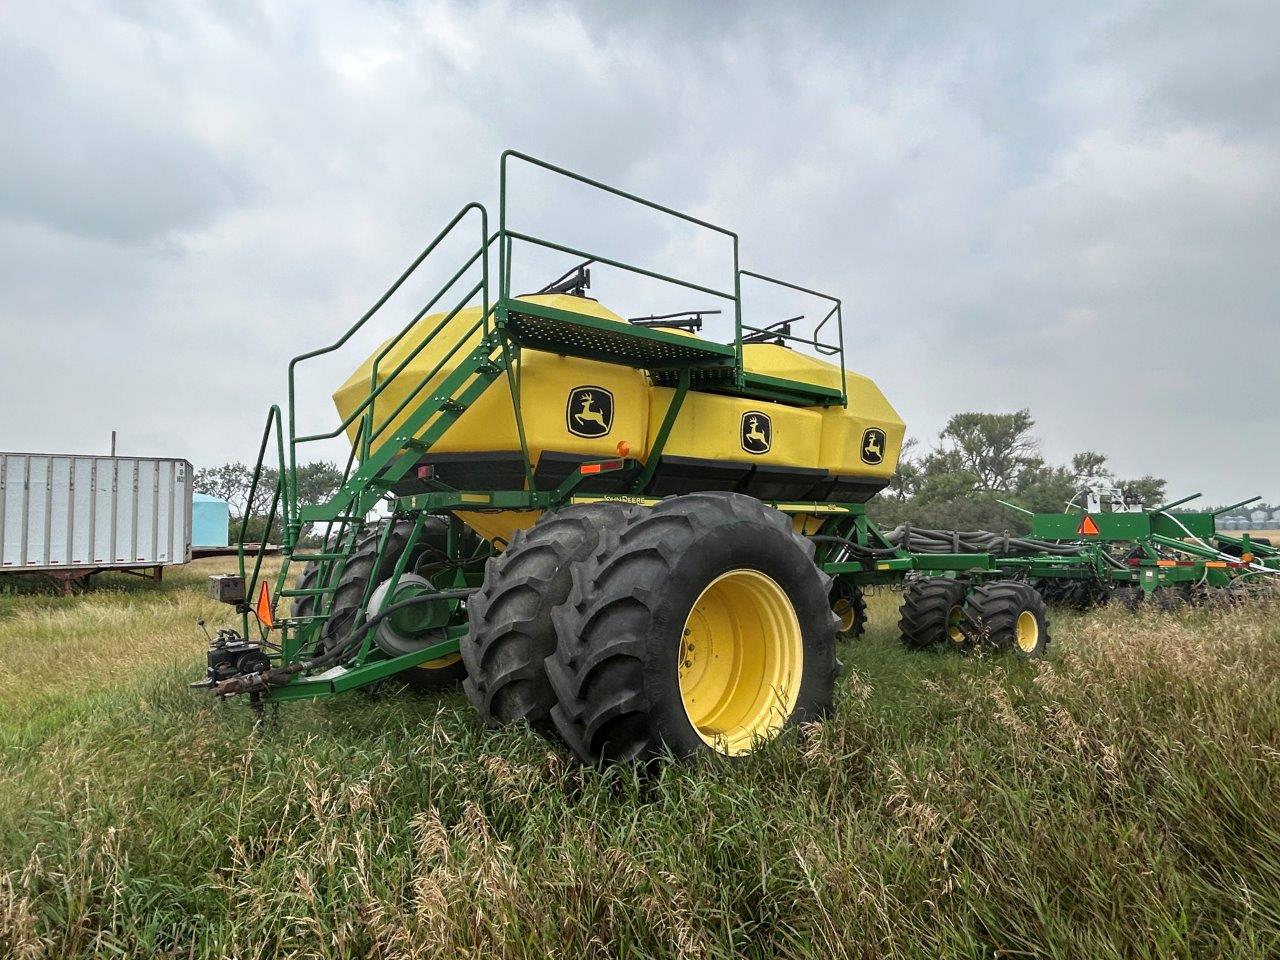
[869,409,1167,534]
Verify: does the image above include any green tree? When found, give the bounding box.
[294,461,344,512]
[939,410,1041,492]
[1119,475,1167,508]
[871,411,1167,534]
[1071,451,1109,478]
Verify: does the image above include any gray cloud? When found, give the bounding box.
[0,0,1275,505]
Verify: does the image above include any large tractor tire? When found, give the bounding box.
[830,579,868,640]
[546,492,837,765]
[898,577,969,650]
[461,502,641,734]
[964,580,1050,658]
[324,518,468,690]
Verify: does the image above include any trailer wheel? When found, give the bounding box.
[546,492,837,765]
[898,578,969,650]
[830,580,867,640]
[461,502,640,734]
[965,581,1050,658]
[325,519,468,690]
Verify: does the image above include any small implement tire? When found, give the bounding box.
[898,577,969,650]
[462,502,640,734]
[326,518,468,690]
[1112,586,1144,611]
[830,579,868,640]
[1152,585,1192,612]
[546,492,837,765]
[965,580,1050,658]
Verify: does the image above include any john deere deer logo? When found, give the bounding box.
[741,411,772,454]
[566,386,614,438]
[861,427,886,465]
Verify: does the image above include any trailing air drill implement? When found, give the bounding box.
[199,154,1274,764]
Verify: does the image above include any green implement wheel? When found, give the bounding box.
[898,577,969,650]
[965,580,1050,658]
[546,492,837,765]
[830,579,868,640]
[323,518,470,690]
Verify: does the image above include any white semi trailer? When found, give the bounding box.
[0,452,193,592]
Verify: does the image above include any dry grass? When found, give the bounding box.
[1226,528,1280,542]
[1,571,1278,958]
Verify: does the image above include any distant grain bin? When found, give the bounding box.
[0,452,192,593]
[192,493,231,550]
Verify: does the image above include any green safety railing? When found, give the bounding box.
[738,269,846,403]
[283,203,491,534]
[496,150,847,401]
[235,203,492,628]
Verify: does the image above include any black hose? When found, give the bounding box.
[880,525,1084,557]
[807,534,900,559]
[248,587,479,689]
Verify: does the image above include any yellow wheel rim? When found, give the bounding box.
[416,652,462,671]
[833,597,855,633]
[1015,611,1040,653]
[677,569,803,756]
[946,605,965,644]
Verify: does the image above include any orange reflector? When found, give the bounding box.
[1156,559,1176,567]
[1205,561,1227,568]
[1242,552,1254,564]
[580,463,603,475]
[1078,515,1101,536]
[616,439,631,457]
[256,581,274,629]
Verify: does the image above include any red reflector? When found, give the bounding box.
[580,458,624,476]
[1077,515,1101,536]
[417,465,434,480]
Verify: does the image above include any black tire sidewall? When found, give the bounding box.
[640,523,836,758]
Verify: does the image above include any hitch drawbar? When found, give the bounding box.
[189,627,271,694]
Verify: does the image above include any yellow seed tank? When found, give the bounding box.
[334,294,904,542]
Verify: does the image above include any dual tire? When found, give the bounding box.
[899,577,1050,658]
[464,492,838,765]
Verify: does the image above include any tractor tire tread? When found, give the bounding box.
[462,502,640,733]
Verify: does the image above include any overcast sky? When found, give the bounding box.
[1,0,1276,505]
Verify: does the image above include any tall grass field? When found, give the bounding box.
[2,558,1278,959]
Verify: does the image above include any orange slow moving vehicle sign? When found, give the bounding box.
[1077,515,1101,536]
[255,580,274,629]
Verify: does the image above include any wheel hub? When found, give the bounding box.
[677,569,803,756]
[1015,610,1040,653]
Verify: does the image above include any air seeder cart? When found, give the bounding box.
[198,154,1274,765]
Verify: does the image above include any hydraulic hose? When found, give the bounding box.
[214,586,478,696]
[880,525,1084,557]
